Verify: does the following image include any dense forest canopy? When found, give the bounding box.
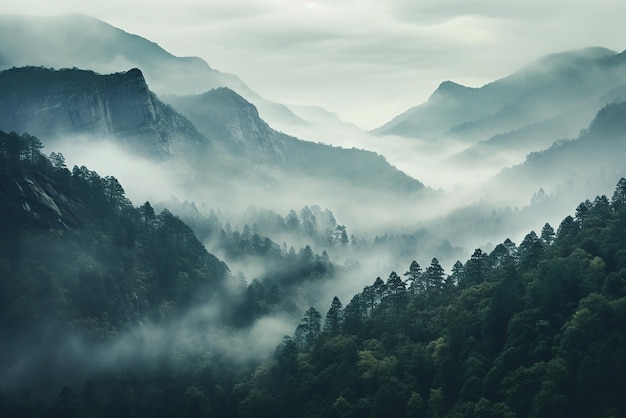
[2,130,626,417]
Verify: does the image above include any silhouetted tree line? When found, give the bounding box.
[0,130,45,166]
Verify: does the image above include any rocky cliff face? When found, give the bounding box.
[0,165,85,230]
[0,14,307,132]
[167,88,426,192]
[166,88,289,165]
[0,67,207,157]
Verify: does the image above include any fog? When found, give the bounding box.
[42,128,548,311]
[4,92,625,402]
[49,122,597,273]
[3,15,626,400]
[0,302,296,396]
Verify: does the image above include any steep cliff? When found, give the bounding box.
[167,88,290,165]
[0,13,307,132]
[0,66,207,157]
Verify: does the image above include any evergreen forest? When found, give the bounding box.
[2,130,626,417]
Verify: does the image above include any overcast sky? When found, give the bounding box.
[4,0,626,129]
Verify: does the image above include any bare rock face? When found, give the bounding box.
[0,67,207,157]
[0,166,84,229]
[167,88,289,165]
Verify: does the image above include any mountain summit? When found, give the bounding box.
[0,13,307,130]
[0,66,206,157]
[374,47,626,142]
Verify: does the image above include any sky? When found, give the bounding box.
[3,0,626,129]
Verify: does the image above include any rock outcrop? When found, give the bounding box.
[167,88,289,165]
[0,66,207,157]
[0,165,84,230]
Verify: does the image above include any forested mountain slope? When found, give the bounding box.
[2,127,626,416]
[0,130,229,393]
[237,178,626,418]
[161,87,427,193]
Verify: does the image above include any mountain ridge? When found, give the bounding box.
[0,66,428,198]
[374,47,626,144]
[0,66,207,157]
[166,87,427,192]
[0,13,311,131]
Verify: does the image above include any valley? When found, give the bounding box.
[1,11,626,418]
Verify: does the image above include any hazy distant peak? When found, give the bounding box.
[428,80,473,101]
[374,46,626,140]
[0,13,212,67]
[586,100,626,138]
[0,13,226,90]
[203,86,256,107]
[436,80,468,90]
[537,46,616,64]
[512,47,618,77]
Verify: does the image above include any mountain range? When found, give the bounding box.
[0,66,206,157]
[2,11,626,417]
[0,65,426,201]
[0,13,350,134]
[375,47,626,170]
[165,88,424,192]
[1,13,625,249]
[376,47,626,140]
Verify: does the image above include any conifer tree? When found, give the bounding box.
[323,296,344,335]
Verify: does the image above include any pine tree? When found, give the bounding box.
[385,271,407,313]
[425,258,445,294]
[404,260,423,293]
[611,177,626,210]
[295,307,322,350]
[323,297,344,335]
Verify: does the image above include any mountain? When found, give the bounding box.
[166,88,290,165]
[0,66,206,157]
[0,13,308,131]
[3,131,626,416]
[166,88,427,192]
[0,65,426,207]
[277,103,366,146]
[445,115,582,169]
[375,47,626,147]
[238,179,626,418]
[0,134,230,391]
[489,99,626,209]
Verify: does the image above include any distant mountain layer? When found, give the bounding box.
[0,13,306,130]
[0,66,425,193]
[0,66,206,157]
[375,47,626,143]
[167,88,426,192]
[493,99,626,198]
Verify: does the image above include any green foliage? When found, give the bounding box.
[4,140,626,417]
[235,177,626,417]
[0,134,231,409]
